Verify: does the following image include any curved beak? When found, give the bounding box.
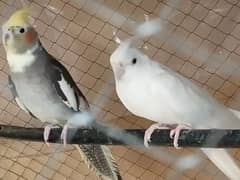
[113,63,125,80]
[2,24,11,47]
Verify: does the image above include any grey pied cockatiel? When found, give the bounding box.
[110,38,240,180]
[2,8,122,180]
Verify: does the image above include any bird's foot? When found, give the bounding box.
[43,124,59,146]
[170,123,192,149]
[144,123,173,148]
[60,124,68,147]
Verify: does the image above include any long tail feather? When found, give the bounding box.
[75,144,122,180]
[201,148,240,180]
[229,108,240,119]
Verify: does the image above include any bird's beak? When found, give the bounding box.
[114,63,125,80]
[2,24,11,46]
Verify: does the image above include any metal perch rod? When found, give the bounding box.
[0,124,240,148]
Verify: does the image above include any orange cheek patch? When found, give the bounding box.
[25,32,36,44]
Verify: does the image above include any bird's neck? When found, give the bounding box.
[7,42,40,73]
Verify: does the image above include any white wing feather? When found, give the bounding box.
[57,74,78,111]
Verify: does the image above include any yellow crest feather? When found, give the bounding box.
[6,7,30,27]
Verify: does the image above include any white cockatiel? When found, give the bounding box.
[2,8,122,180]
[110,39,240,180]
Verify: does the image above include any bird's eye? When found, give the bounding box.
[132,58,137,64]
[19,28,25,34]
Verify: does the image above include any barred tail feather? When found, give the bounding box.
[75,144,122,180]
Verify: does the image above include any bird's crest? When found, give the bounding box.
[6,7,30,27]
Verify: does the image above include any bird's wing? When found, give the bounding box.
[151,69,210,110]
[48,57,89,111]
[8,75,36,117]
[149,64,240,128]
[147,64,221,123]
[48,58,121,179]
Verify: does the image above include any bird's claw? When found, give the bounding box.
[169,124,192,149]
[43,125,59,146]
[144,131,152,148]
[44,124,69,147]
[144,123,170,148]
[60,124,68,147]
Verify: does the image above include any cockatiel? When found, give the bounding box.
[110,39,240,180]
[2,8,121,180]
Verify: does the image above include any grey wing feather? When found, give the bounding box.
[8,76,35,117]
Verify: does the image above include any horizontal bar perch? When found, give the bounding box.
[0,125,240,148]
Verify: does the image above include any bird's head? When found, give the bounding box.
[2,8,38,54]
[110,38,147,80]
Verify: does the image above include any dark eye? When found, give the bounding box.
[132,58,137,64]
[19,28,25,33]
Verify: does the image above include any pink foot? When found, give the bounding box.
[144,123,173,148]
[60,124,68,146]
[44,125,59,146]
[170,124,192,149]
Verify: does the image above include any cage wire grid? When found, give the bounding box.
[0,0,239,179]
